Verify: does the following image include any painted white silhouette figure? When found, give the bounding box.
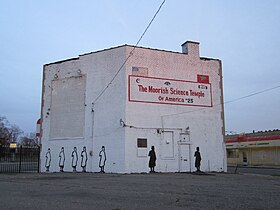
[81,146,88,172]
[71,147,78,172]
[99,146,106,173]
[45,148,51,172]
[59,147,65,172]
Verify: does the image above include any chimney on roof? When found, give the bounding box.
[181,41,200,58]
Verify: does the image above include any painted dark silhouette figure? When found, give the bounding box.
[59,147,65,172]
[99,146,107,173]
[45,148,51,172]
[71,147,78,172]
[81,146,88,172]
[194,147,202,172]
[148,146,156,173]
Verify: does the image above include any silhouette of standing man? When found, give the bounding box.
[71,147,78,172]
[194,147,202,172]
[45,148,51,172]
[99,146,106,173]
[59,147,65,172]
[81,146,88,172]
[148,146,156,173]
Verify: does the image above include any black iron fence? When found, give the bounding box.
[0,145,40,173]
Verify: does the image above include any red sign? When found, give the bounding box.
[36,118,41,137]
[197,75,209,84]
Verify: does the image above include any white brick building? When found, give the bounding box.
[40,41,226,173]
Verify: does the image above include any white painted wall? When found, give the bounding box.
[79,47,127,173]
[124,43,226,173]
[41,47,127,173]
[40,42,226,173]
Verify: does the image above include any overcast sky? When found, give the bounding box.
[0,0,279,135]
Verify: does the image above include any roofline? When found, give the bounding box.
[225,135,280,143]
[181,40,200,46]
[44,44,221,66]
[80,44,128,57]
[44,57,79,66]
[81,44,220,61]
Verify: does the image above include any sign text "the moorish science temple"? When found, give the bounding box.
[128,75,212,107]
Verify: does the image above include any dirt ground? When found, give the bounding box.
[0,172,279,210]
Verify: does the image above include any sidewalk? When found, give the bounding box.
[228,164,280,169]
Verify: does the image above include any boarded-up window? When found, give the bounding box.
[50,76,85,139]
[227,150,239,158]
[132,67,148,76]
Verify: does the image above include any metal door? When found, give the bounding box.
[178,144,191,172]
[160,131,175,159]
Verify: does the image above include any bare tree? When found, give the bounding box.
[0,116,10,145]
[8,124,23,143]
[0,116,23,145]
[20,132,37,146]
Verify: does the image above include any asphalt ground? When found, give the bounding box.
[0,172,279,210]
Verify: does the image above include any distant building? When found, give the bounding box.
[40,41,226,173]
[225,130,280,166]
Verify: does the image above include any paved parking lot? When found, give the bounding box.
[0,172,279,210]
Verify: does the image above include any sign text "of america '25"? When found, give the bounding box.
[128,75,213,107]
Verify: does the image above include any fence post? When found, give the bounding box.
[19,145,22,173]
[37,146,40,173]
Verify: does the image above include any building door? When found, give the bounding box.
[178,144,191,172]
[242,152,248,166]
[160,131,175,159]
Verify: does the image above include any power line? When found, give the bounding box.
[93,0,166,104]
[224,85,280,104]
[161,84,280,118]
